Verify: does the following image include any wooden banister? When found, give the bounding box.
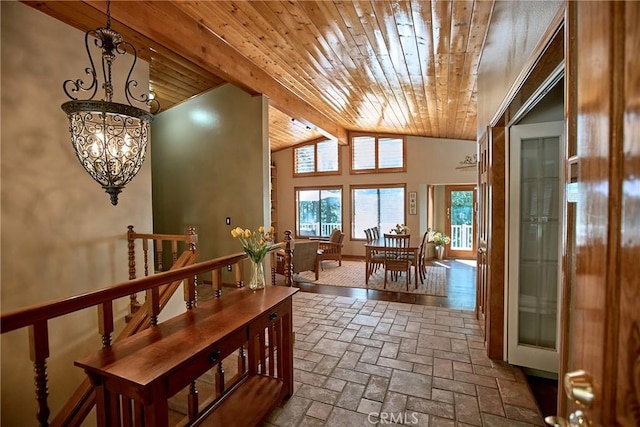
[126,225,198,318]
[1,230,292,427]
[51,250,199,427]
[0,251,251,334]
[1,249,286,426]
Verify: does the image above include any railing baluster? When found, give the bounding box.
[29,321,50,427]
[235,263,243,288]
[98,302,114,348]
[187,226,197,252]
[127,226,139,318]
[212,269,223,298]
[142,239,150,277]
[155,239,163,272]
[184,275,196,310]
[147,287,160,327]
[283,231,293,287]
[171,241,178,264]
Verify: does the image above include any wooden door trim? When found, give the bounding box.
[444,185,477,259]
[481,8,566,362]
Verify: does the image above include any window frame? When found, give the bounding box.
[292,137,341,177]
[350,183,407,241]
[350,132,407,174]
[294,185,343,239]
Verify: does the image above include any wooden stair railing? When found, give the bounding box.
[126,225,198,319]
[0,230,294,427]
[52,250,199,427]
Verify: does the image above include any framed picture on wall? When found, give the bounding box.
[408,191,417,215]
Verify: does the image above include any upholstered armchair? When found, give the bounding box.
[275,240,320,280]
[316,228,344,267]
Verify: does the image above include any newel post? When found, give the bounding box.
[127,225,140,317]
[284,230,294,287]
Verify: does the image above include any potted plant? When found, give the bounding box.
[429,231,451,259]
[231,226,281,290]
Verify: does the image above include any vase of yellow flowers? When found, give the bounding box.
[430,231,451,260]
[391,224,410,235]
[231,225,280,290]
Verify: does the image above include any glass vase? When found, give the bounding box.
[248,259,266,291]
[435,246,445,260]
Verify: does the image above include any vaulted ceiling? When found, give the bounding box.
[25,1,494,151]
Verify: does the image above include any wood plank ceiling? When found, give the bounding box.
[24,1,494,151]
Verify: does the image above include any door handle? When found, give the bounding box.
[544,370,594,426]
[545,411,589,427]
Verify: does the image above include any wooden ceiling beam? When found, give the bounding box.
[92,0,348,144]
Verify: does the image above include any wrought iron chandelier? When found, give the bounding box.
[61,0,159,205]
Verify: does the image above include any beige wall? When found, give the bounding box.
[1,2,154,424]
[151,84,271,281]
[272,136,477,257]
[476,0,563,136]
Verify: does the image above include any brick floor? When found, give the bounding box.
[265,292,544,427]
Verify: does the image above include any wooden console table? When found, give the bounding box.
[75,286,298,427]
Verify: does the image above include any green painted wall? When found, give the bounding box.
[151,84,270,279]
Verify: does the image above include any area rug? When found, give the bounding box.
[294,260,447,297]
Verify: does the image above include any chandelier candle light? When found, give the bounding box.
[231,226,282,290]
[61,0,160,205]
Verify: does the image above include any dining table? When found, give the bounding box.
[364,235,420,286]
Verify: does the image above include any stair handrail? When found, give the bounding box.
[0,244,289,426]
[51,249,199,427]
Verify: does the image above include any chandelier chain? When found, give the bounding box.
[105,0,111,30]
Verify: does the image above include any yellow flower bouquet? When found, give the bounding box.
[431,231,451,248]
[230,225,280,263]
[231,226,281,290]
[391,224,411,234]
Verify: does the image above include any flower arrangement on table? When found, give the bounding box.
[429,231,451,248]
[390,224,411,235]
[230,226,282,290]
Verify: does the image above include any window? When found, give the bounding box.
[351,134,405,173]
[294,139,339,175]
[295,187,342,238]
[351,185,406,239]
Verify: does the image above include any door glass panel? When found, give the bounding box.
[518,136,559,349]
[449,190,474,251]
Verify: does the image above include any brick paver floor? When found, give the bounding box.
[265,292,544,427]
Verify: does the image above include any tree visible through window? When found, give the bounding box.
[296,187,342,238]
[352,185,405,239]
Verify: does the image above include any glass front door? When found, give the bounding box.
[445,185,476,259]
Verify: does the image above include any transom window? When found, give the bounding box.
[351,134,406,174]
[351,185,406,239]
[295,187,342,238]
[294,139,339,176]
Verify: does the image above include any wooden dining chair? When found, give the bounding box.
[372,226,380,240]
[383,233,413,290]
[365,228,384,276]
[415,230,429,284]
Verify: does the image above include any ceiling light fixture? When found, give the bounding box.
[61,0,159,205]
